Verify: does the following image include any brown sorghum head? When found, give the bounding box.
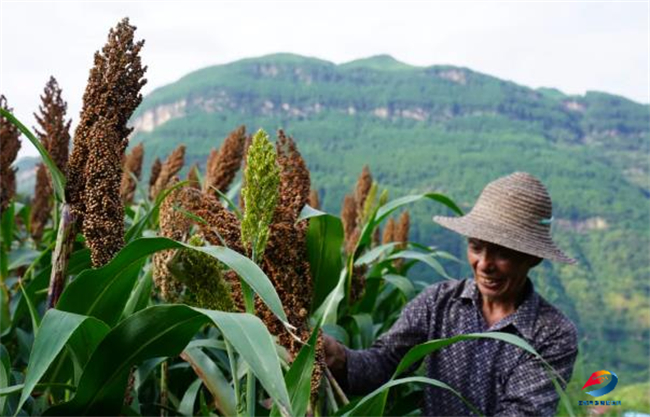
[187,163,200,190]
[0,95,21,213]
[396,210,410,250]
[67,18,147,230]
[33,76,71,176]
[354,165,372,223]
[308,189,320,210]
[120,143,144,204]
[274,130,310,224]
[150,145,185,200]
[30,164,52,242]
[148,157,162,197]
[382,217,396,245]
[341,194,357,254]
[203,125,246,195]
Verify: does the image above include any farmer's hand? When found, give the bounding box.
[323,334,347,380]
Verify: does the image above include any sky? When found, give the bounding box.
[1,1,649,159]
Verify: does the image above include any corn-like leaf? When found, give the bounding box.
[387,250,452,280]
[57,237,289,327]
[181,347,236,417]
[306,211,344,312]
[17,309,110,414]
[44,305,293,416]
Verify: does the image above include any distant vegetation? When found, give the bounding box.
[130,53,650,384]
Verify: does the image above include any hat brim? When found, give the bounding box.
[433,214,577,264]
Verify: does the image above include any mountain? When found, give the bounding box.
[118,53,650,381]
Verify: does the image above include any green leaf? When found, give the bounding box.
[7,248,41,270]
[343,376,481,417]
[178,378,202,417]
[270,323,321,417]
[313,269,348,325]
[121,268,153,319]
[306,213,344,312]
[353,242,398,267]
[0,285,10,336]
[0,345,10,413]
[181,348,236,417]
[350,314,374,349]
[0,109,66,202]
[387,250,452,280]
[57,237,289,327]
[297,204,326,222]
[196,309,292,416]
[379,274,415,299]
[17,309,110,413]
[45,305,292,416]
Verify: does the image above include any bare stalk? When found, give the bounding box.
[46,203,76,309]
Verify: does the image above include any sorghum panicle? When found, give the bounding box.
[203,125,246,195]
[120,143,144,204]
[309,189,320,210]
[187,163,200,190]
[148,157,162,197]
[33,76,71,175]
[150,145,185,200]
[240,129,280,261]
[0,95,21,213]
[382,217,396,245]
[274,130,310,223]
[30,164,52,241]
[67,18,147,230]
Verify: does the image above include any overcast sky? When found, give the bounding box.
[1,1,648,158]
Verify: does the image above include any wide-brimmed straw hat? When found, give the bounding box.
[433,172,576,264]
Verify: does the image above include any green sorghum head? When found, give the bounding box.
[168,235,234,312]
[240,129,280,263]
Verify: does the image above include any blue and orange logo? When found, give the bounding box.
[582,370,618,397]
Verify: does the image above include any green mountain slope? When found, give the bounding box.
[131,53,650,382]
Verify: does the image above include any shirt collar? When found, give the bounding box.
[459,278,539,341]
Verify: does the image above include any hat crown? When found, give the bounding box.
[472,172,552,227]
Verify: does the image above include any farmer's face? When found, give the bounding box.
[467,238,539,304]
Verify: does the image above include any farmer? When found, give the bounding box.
[324,172,578,416]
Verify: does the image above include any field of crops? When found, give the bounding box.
[0,18,583,417]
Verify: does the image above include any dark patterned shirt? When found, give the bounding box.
[345,278,578,416]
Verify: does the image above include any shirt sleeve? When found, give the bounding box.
[494,320,579,417]
[345,284,438,395]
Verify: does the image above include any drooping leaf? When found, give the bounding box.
[45,305,292,416]
[178,378,202,417]
[57,237,288,327]
[387,250,452,280]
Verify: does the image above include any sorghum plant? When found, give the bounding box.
[0,95,21,214]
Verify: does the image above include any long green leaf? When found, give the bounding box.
[353,242,398,267]
[17,310,110,413]
[0,109,66,202]
[270,323,321,417]
[387,250,452,279]
[0,345,10,413]
[178,378,202,417]
[342,376,481,417]
[380,274,415,299]
[57,237,288,327]
[313,269,348,325]
[181,348,236,417]
[45,305,293,416]
[306,212,344,312]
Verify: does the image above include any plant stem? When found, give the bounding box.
[160,360,168,417]
[324,367,349,406]
[46,203,76,309]
[225,338,243,417]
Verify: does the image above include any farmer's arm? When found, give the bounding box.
[325,285,438,395]
[495,320,578,416]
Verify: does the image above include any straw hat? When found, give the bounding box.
[433,172,576,264]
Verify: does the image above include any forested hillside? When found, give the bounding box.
[95,53,650,382]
